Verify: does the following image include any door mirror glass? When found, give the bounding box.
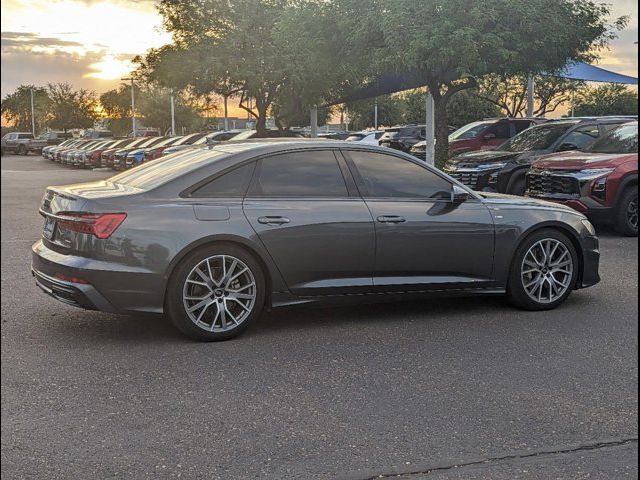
[451,185,471,203]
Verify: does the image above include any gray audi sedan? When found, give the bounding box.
[32,141,600,341]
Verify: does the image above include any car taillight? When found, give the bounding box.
[57,212,127,239]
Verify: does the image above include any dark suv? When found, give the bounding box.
[443,117,635,195]
[526,122,638,236]
[379,125,425,153]
[1,132,35,155]
[411,118,543,160]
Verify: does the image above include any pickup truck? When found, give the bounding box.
[25,131,74,154]
[1,132,35,155]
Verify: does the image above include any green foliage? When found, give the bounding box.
[45,83,98,132]
[1,85,49,133]
[345,96,404,130]
[573,84,638,117]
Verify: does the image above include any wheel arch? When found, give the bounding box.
[614,173,638,207]
[162,235,279,310]
[508,221,585,288]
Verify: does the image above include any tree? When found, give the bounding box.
[46,83,98,132]
[1,85,49,133]
[99,83,141,136]
[336,0,626,167]
[573,84,638,117]
[402,89,501,128]
[145,0,344,135]
[476,74,584,117]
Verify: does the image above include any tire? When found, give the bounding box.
[614,186,638,237]
[166,243,266,341]
[507,175,526,196]
[507,228,578,311]
[17,145,27,156]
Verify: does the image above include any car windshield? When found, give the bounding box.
[499,122,576,152]
[449,121,495,141]
[110,149,228,190]
[588,124,638,154]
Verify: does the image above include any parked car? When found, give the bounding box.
[33,141,600,341]
[43,139,79,160]
[443,117,633,195]
[345,131,385,145]
[124,136,182,169]
[62,140,105,166]
[225,129,305,142]
[100,137,150,169]
[410,118,543,160]
[82,138,135,168]
[317,131,351,140]
[162,131,243,157]
[378,125,425,153]
[113,136,170,170]
[143,133,207,163]
[82,129,114,139]
[526,122,638,236]
[54,140,96,163]
[1,132,35,155]
[26,131,74,154]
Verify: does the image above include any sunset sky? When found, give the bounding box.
[1,0,638,101]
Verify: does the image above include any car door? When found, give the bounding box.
[242,149,375,295]
[343,149,496,292]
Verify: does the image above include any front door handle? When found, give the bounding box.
[257,216,291,226]
[377,215,406,224]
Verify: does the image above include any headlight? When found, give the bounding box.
[476,162,507,170]
[581,219,596,236]
[577,168,615,180]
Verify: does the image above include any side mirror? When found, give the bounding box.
[557,142,578,152]
[483,133,497,141]
[451,185,471,203]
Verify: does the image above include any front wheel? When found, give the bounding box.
[615,186,638,237]
[166,244,265,341]
[507,229,578,310]
[17,145,27,155]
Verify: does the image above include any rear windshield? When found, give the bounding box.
[499,123,576,152]
[449,121,495,141]
[588,124,638,154]
[109,150,228,190]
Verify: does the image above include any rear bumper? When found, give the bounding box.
[31,240,165,314]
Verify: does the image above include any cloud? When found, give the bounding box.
[1,31,85,50]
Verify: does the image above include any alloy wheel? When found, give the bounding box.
[182,255,257,332]
[521,238,574,304]
[627,196,639,231]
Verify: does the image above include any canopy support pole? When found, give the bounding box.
[425,92,435,166]
[310,107,318,138]
[526,74,535,117]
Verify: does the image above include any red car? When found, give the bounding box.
[526,122,638,236]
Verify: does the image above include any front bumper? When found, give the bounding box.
[578,234,600,289]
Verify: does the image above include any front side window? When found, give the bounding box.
[249,151,348,197]
[191,163,256,198]
[589,124,638,154]
[500,123,576,152]
[560,124,600,149]
[348,151,451,200]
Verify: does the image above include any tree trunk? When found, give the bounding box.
[433,96,450,170]
[255,110,268,137]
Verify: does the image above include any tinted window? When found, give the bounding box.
[192,163,256,197]
[18,133,34,139]
[449,121,495,141]
[250,151,348,197]
[560,124,600,149]
[488,121,510,139]
[514,120,533,134]
[348,152,451,199]
[500,123,576,152]
[589,124,638,154]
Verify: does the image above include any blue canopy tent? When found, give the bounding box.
[311,61,638,164]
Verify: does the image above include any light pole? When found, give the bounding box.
[121,76,137,137]
[30,88,36,136]
[374,99,378,130]
[170,89,176,136]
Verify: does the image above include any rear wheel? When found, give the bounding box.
[507,229,578,310]
[166,244,265,341]
[615,186,638,237]
[507,175,526,196]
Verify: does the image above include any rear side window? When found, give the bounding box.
[18,133,34,139]
[561,124,600,149]
[191,163,256,198]
[488,121,511,139]
[347,151,451,200]
[249,151,348,197]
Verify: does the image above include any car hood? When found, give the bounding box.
[532,151,638,170]
[448,149,546,167]
[479,191,581,214]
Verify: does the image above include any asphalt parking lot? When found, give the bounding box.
[1,154,638,479]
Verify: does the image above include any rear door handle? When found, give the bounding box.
[377,215,406,224]
[257,216,291,226]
